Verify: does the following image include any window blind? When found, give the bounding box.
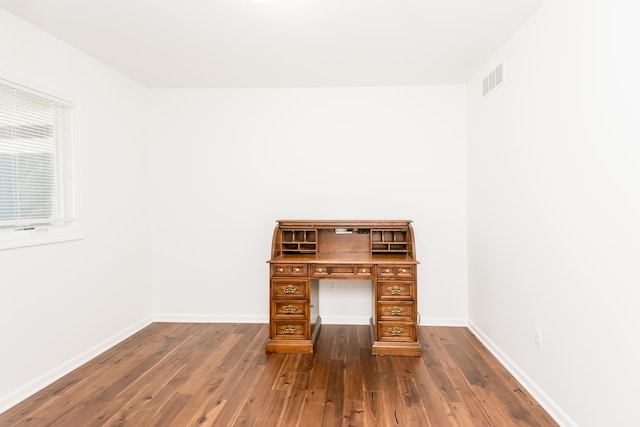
[0,79,74,232]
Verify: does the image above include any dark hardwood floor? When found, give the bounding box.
[0,323,558,426]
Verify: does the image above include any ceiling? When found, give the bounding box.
[0,0,545,88]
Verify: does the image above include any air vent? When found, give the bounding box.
[483,61,505,97]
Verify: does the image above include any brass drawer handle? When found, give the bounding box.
[282,304,300,314]
[387,326,404,337]
[282,285,299,294]
[387,286,405,295]
[294,267,301,273]
[384,268,390,273]
[277,267,285,273]
[282,325,298,334]
[387,327,405,336]
[361,268,367,273]
[401,268,407,274]
[317,268,323,273]
[388,306,405,316]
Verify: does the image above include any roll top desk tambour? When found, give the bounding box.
[266,220,421,356]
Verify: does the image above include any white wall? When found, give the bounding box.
[148,86,468,326]
[0,9,153,411]
[467,1,640,426]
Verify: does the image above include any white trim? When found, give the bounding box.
[151,315,471,327]
[468,320,577,427]
[152,315,470,328]
[0,316,152,414]
[421,316,468,327]
[0,77,73,107]
[0,230,83,251]
[153,313,269,323]
[321,315,370,325]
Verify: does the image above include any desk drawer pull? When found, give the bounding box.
[388,327,405,336]
[277,267,285,273]
[282,304,300,314]
[282,325,298,334]
[387,285,405,295]
[282,285,299,294]
[401,268,407,273]
[388,306,405,316]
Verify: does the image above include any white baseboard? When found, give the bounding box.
[321,315,370,325]
[152,314,469,327]
[420,316,468,326]
[467,320,577,427]
[317,316,469,327]
[0,316,153,414]
[152,313,269,323]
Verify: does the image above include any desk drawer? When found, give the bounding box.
[377,322,417,342]
[377,301,415,321]
[377,281,415,300]
[376,265,415,279]
[272,279,308,299]
[272,301,307,319]
[272,320,307,339]
[272,264,307,276]
[310,264,373,279]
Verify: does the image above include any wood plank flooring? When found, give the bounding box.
[0,323,558,426]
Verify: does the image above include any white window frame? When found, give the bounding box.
[0,78,82,250]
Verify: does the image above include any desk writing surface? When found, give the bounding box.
[269,253,418,264]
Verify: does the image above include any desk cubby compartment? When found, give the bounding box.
[281,229,317,254]
[272,320,308,339]
[371,229,408,254]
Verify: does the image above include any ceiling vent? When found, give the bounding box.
[483,61,505,97]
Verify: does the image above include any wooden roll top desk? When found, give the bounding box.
[266,220,421,357]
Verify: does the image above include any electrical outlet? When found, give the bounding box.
[535,327,543,350]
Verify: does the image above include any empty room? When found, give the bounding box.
[0,0,638,426]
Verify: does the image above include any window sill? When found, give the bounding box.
[0,229,84,251]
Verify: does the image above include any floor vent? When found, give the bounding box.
[483,61,505,97]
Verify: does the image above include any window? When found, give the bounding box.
[0,79,74,234]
